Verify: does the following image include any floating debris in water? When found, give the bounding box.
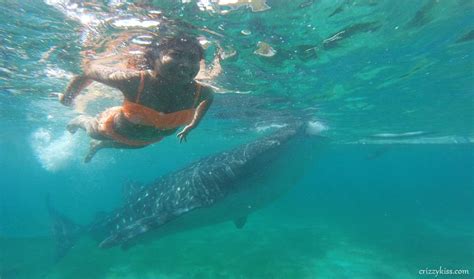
[295,45,318,61]
[456,30,474,43]
[406,0,437,28]
[198,38,212,49]
[323,22,381,49]
[329,3,345,17]
[241,29,252,36]
[254,41,276,57]
[299,0,315,9]
[220,47,237,59]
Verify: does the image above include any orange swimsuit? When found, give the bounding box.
[98,72,202,146]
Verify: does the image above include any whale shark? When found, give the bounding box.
[48,120,322,257]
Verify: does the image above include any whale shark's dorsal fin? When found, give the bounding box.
[234,216,248,229]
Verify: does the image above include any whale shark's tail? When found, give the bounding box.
[46,194,83,261]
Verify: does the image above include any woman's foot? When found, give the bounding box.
[84,140,103,163]
[66,121,80,134]
[67,115,95,134]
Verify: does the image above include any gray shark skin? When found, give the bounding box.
[50,121,321,254]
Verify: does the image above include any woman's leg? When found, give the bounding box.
[67,115,107,140]
[84,139,144,163]
[84,140,110,163]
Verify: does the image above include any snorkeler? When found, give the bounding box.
[59,34,218,162]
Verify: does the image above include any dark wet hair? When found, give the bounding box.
[145,33,204,67]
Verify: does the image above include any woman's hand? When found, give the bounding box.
[58,93,72,106]
[50,92,72,106]
[57,75,93,107]
[177,125,193,143]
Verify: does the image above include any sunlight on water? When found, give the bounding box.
[255,123,288,133]
[31,128,79,172]
[306,121,329,136]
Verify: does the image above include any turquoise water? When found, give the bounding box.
[1,1,473,278]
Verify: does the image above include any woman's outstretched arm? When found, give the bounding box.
[59,64,143,106]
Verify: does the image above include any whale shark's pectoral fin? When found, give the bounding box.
[234,216,248,229]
